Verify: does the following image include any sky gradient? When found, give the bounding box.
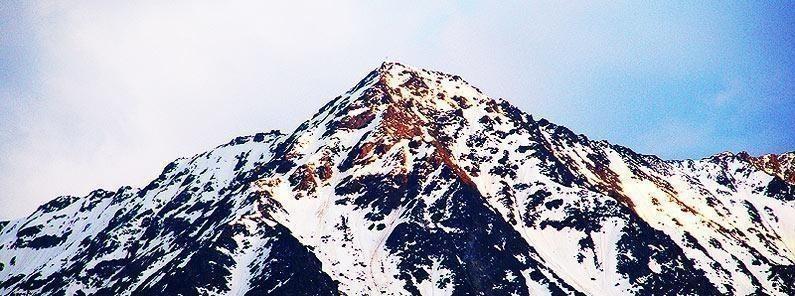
[1,1,793,219]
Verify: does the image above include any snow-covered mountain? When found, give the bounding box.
[1,62,793,295]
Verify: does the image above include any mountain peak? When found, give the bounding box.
[376,60,412,73]
[1,63,793,295]
[346,61,488,113]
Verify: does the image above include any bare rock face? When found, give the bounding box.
[741,152,795,185]
[0,62,793,295]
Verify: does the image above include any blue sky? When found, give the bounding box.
[0,1,793,219]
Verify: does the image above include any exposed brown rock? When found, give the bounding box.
[316,155,334,182]
[590,163,636,209]
[337,110,376,130]
[400,73,429,96]
[289,164,318,197]
[381,105,423,139]
[430,140,477,189]
[742,152,795,185]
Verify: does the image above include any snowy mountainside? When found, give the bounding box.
[0,62,793,295]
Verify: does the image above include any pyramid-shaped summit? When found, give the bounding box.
[0,62,793,295]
